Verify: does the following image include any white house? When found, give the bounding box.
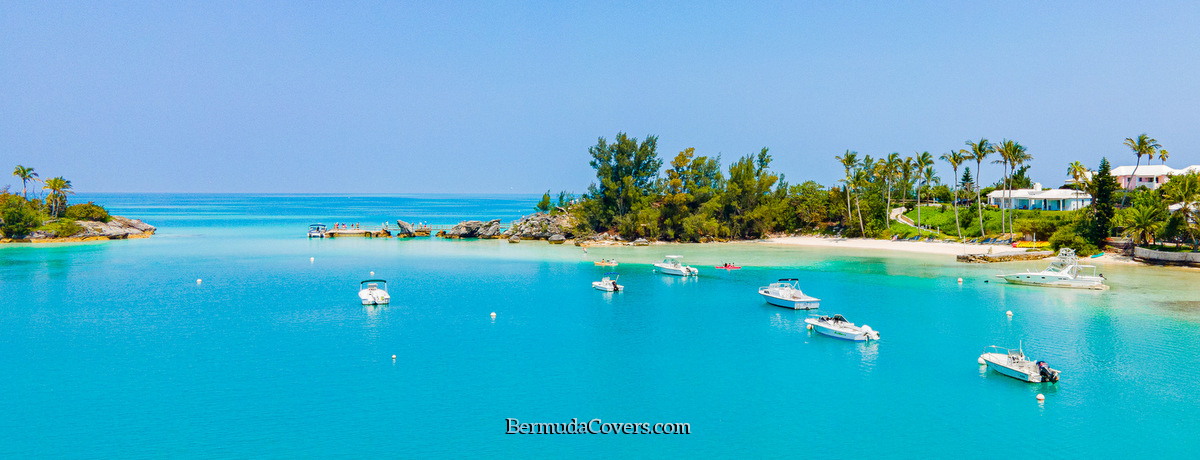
[987,184,1092,211]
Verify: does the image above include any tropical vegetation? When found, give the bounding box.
[2,165,109,239]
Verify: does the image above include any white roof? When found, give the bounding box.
[1110,164,1177,176]
[987,188,1091,200]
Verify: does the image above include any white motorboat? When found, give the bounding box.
[358,279,390,305]
[979,345,1060,383]
[804,314,879,341]
[759,278,819,310]
[592,273,624,292]
[996,248,1107,290]
[308,223,327,238]
[653,255,698,276]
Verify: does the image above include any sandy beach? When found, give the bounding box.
[763,236,1019,256]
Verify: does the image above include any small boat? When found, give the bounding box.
[654,255,698,276]
[804,314,879,341]
[715,263,741,270]
[594,259,619,267]
[759,278,819,309]
[979,345,1060,383]
[358,279,390,305]
[996,248,1107,290]
[308,223,327,238]
[592,273,623,292]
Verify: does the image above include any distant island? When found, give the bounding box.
[2,165,155,243]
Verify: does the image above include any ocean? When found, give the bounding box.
[2,194,1198,458]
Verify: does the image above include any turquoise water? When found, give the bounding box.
[2,194,1199,458]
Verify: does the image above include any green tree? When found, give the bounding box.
[835,150,859,231]
[585,133,663,229]
[1161,171,1199,248]
[536,191,552,213]
[1,195,41,238]
[965,138,993,236]
[1067,161,1090,189]
[913,151,933,236]
[41,176,73,217]
[1120,133,1161,207]
[1118,190,1167,246]
[12,165,38,200]
[940,150,967,239]
[1088,158,1118,247]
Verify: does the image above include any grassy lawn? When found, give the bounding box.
[902,206,1074,238]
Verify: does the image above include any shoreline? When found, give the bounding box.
[759,236,1014,256]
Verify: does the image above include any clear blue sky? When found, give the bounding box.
[3,1,1198,193]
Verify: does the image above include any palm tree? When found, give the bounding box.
[940,150,967,240]
[12,165,39,200]
[1067,161,1090,188]
[995,140,1029,238]
[991,145,1011,235]
[1162,172,1199,249]
[965,138,993,236]
[1120,203,1165,246]
[42,176,73,217]
[881,152,901,222]
[913,151,934,236]
[1159,149,1169,165]
[901,156,916,202]
[835,150,859,230]
[851,167,869,236]
[1121,133,1161,206]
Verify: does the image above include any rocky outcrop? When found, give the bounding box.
[548,234,566,244]
[504,212,574,240]
[394,220,415,238]
[957,250,1052,263]
[633,238,649,246]
[437,219,503,239]
[3,216,156,243]
[508,235,520,243]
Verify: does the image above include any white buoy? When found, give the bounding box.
[957,277,963,284]
[806,324,813,330]
[310,257,314,263]
[196,279,202,285]
[391,354,397,360]
[1037,393,1045,401]
[370,271,375,276]
[490,312,497,319]
[978,356,986,365]
[1006,310,1013,317]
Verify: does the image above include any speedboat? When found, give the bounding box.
[654,255,698,276]
[996,248,1107,290]
[594,259,618,267]
[308,223,327,238]
[715,263,741,270]
[592,273,623,292]
[759,278,819,309]
[358,279,390,305]
[804,314,879,341]
[979,345,1060,383]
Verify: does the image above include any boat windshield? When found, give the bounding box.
[831,314,847,323]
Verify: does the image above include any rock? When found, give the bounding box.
[956,251,1053,263]
[441,220,485,239]
[477,219,504,238]
[508,235,521,244]
[29,230,57,239]
[548,234,566,244]
[633,238,649,246]
[394,220,414,236]
[17,215,157,242]
[503,212,575,240]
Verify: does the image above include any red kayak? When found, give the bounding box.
[715,264,742,270]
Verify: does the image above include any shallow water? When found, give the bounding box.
[1,194,1198,458]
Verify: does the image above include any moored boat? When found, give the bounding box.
[979,345,1060,383]
[594,259,618,267]
[654,255,698,276]
[759,278,819,309]
[308,223,327,238]
[996,248,1107,290]
[358,279,390,305]
[592,273,623,292]
[804,314,879,341]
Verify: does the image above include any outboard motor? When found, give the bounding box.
[1037,361,1058,383]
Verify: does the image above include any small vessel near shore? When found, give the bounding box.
[592,273,623,292]
[759,279,819,309]
[804,314,879,341]
[979,345,1060,383]
[654,255,698,276]
[358,279,390,305]
[308,223,327,238]
[996,248,1107,290]
[716,263,741,270]
[594,259,618,267]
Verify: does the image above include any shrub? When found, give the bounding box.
[44,219,85,238]
[1,196,41,238]
[1048,226,1099,256]
[65,202,111,222]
